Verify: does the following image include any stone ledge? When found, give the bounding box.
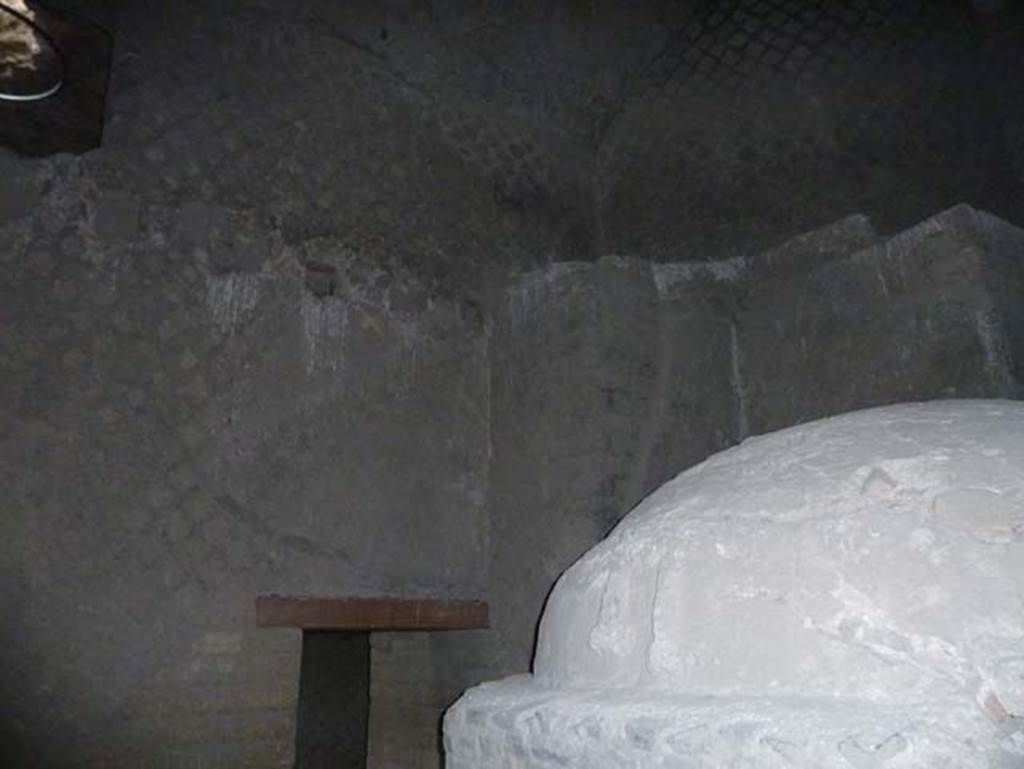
[445,675,1019,769]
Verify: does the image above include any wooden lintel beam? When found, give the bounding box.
[255,595,490,631]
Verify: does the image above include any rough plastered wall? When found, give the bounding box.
[482,218,871,675]
[0,1,641,766]
[486,259,660,676]
[736,205,1024,434]
[4,1,1024,767]
[484,204,1024,701]
[0,147,489,766]
[0,0,553,763]
[595,0,1024,261]
[93,0,645,276]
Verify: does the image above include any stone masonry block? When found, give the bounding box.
[737,205,1024,435]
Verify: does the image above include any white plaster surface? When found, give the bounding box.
[445,400,1024,768]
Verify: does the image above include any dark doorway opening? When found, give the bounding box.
[294,631,370,769]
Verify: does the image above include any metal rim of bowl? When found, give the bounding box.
[0,0,64,101]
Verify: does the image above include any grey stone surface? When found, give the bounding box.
[486,258,660,678]
[475,213,873,698]
[368,631,495,769]
[0,150,489,767]
[5,192,1024,768]
[595,0,1024,262]
[471,207,1024,760]
[474,256,741,706]
[736,205,1024,435]
[640,278,740,492]
[6,187,1023,769]
[3,0,1024,766]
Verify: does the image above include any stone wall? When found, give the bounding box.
[4,1,1024,767]
[484,204,1024,709]
[2,1,596,765]
[4,171,1024,769]
[0,148,489,766]
[737,205,1024,434]
[487,259,657,679]
[595,0,1024,261]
